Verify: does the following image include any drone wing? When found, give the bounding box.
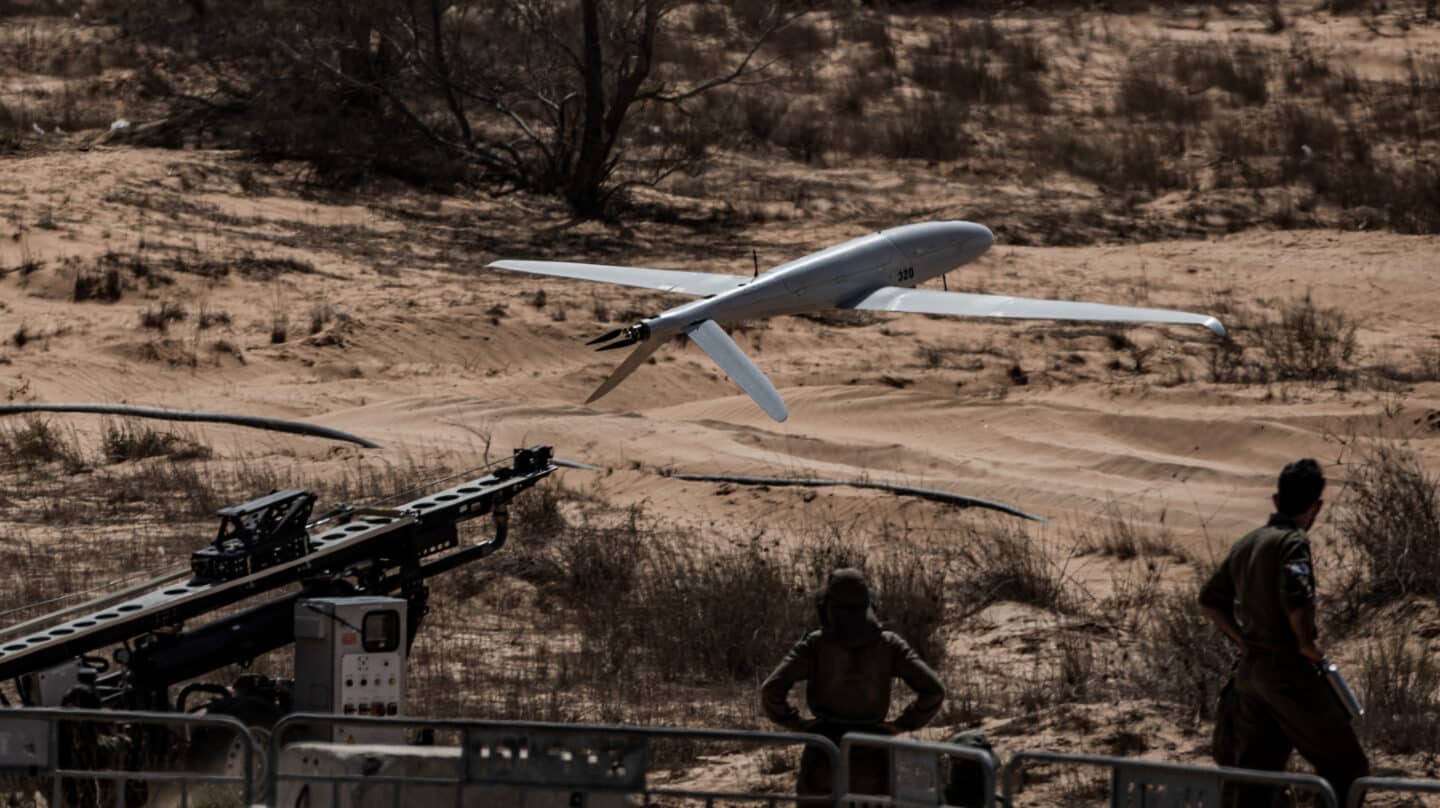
[686,320,788,422]
[847,287,1226,336]
[487,260,750,297]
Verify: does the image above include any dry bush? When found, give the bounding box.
[873,96,971,162]
[73,266,124,302]
[1171,42,1270,106]
[139,301,187,332]
[1129,576,1236,722]
[1075,506,1185,561]
[102,422,212,464]
[910,24,1004,104]
[1336,443,1440,603]
[953,523,1072,614]
[739,91,788,147]
[517,503,960,685]
[0,418,86,473]
[1118,64,1210,125]
[771,103,833,164]
[1276,104,1344,180]
[1038,126,1188,192]
[1356,630,1440,754]
[1251,293,1357,382]
[1306,159,1440,235]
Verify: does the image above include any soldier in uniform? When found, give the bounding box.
[761,568,945,798]
[1199,459,1369,805]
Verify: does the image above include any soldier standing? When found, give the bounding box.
[761,568,945,798]
[1199,459,1369,805]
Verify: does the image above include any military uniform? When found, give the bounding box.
[761,570,945,797]
[1200,514,1369,805]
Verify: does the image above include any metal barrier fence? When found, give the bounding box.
[269,713,844,808]
[7,707,1440,808]
[0,707,258,807]
[839,733,997,808]
[1349,776,1440,807]
[1004,750,1340,808]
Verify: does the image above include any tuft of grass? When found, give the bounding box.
[1075,506,1185,561]
[953,523,1070,614]
[270,313,288,344]
[0,418,86,473]
[1357,630,1440,754]
[102,422,212,464]
[139,301,188,332]
[73,266,124,302]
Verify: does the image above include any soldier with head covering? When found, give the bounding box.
[761,568,946,798]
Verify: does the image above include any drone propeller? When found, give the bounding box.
[596,336,641,352]
[586,328,626,346]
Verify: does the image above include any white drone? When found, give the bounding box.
[489,222,1225,422]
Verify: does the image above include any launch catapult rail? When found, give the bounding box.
[0,446,556,698]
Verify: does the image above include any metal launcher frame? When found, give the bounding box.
[0,446,557,711]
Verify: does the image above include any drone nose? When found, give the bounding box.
[970,223,994,250]
[955,222,993,261]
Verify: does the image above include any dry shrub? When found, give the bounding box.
[771,102,833,164]
[1118,64,1210,125]
[1171,42,1270,106]
[0,418,86,472]
[1276,104,1343,179]
[73,266,124,302]
[1357,630,1440,754]
[1251,293,1357,382]
[1075,506,1185,561]
[1307,159,1440,235]
[1336,443,1440,603]
[953,523,1072,614]
[1039,126,1188,192]
[102,422,212,464]
[910,24,1004,104]
[1130,576,1235,722]
[874,96,970,161]
[532,505,960,684]
[139,301,187,332]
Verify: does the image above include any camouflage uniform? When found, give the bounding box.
[1200,514,1369,806]
[761,569,945,798]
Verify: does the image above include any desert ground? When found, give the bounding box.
[2,0,1440,802]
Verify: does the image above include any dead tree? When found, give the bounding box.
[276,0,805,216]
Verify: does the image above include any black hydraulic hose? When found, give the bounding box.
[668,473,1046,523]
[0,403,381,448]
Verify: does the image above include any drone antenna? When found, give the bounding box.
[943,274,948,291]
[752,248,759,278]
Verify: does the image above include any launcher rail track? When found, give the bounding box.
[0,447,556,685]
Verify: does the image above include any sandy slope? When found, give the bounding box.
[3,147,1440,793]
[4,148,1439,559]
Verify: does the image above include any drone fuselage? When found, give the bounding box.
[644,222,994,337]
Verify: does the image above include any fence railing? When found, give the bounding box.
[10,706,1440,808]
[1348,776,1440,807]
[270,712,844,808]
[1004,750,1340,808]
[0,707,258,807]
[838,733,997,808]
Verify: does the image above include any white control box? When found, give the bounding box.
[294,596,406,743]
